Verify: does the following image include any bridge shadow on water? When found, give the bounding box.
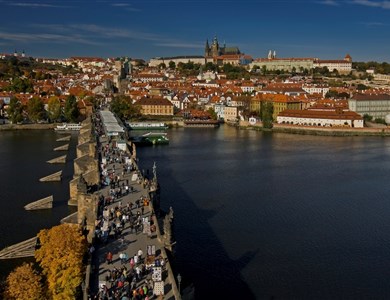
[140,159,258,300]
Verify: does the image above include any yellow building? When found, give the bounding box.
[135,97,174,116]
[251,94,303,119]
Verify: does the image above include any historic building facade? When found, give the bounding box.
[348,93,390,119]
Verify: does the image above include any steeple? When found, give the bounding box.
[211,36,219,57]
[205,39,210,57]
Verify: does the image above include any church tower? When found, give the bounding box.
[205,39,210,57]
[211,36,219,57]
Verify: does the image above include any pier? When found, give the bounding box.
[53,144,69,151]
[24,195,53,210]
[56,135,72,142]
[0,237,37,259]
[39,170,62,182]
[47,154,67,164]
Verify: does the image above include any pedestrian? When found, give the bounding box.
[106,251,113,264]
[130,257,135,269]
[137,248,143,262]
[119,252,125,264]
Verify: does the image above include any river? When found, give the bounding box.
[2,126,390,299]
[0,130,77,280]
[136,126,390,299]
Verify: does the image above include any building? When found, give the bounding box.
[277,108,364,128]
[223,106,239,122]
[205,36,241,58]
[250,52,352,74]
[149,56,206,67]
[135,97,174,116]
[348,93,390,119]
[252,94,303,119]
[250,50,314,72]
[302,84,330,97]
[132,73,166,83]
[313,54,352,74]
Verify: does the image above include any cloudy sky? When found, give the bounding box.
[0,0,389,62]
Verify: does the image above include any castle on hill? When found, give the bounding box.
[204,36,241,58]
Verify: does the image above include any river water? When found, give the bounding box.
[2,126,390,299]
[0,130,77,280]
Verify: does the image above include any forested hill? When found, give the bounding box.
[353,61,390,74]
[0,56,77,80]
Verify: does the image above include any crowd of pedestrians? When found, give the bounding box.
[89,111,167,300]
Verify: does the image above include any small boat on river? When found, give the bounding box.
[54,123,82,131]
[126,122,168,130]
[130,132,169,146]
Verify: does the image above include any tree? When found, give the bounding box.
[64,95,80,122]
[291,66,296,74]
[363,114,373,122]
[204,62,218,72]
[207,107,218,120]
[6,96,24,124]
[35,224,87,300]
[158,62,166,69]
[261,101,274,129]
[356,83,369,90]
[168,61,176,69]
[47,96,61,122]
[26,97,46,122]
[5,262,44,300]
[111,95,140,120]
[325,90,339,98]
[7,77,34,93]
[261,65,267,75]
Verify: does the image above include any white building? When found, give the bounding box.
[313,54,352,74]
[302,84,330,97]
[277,109,364,128]
[348,93,390,119]
[149,56,206,67]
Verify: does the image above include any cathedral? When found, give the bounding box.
[204,36,241,58]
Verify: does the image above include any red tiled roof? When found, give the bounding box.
[135,97,173,106]
[351,93,390,101]
[279,109,363,120]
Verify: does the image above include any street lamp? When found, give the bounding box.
[177,273,182,294]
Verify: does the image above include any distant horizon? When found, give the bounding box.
[5,50,387,64]
[1,0,390,63]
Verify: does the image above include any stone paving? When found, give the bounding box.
[89,136,177,300]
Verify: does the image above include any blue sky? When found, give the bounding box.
[0,0,390,62]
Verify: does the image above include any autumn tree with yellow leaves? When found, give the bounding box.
[4,262,44,300]
[35,224,88,300]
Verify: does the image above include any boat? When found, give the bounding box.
[131,132,169,146]
[126,122,168,130]
[54,123,82,131]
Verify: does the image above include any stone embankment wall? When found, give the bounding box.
[239,121,390,137]
[0,123,56,130]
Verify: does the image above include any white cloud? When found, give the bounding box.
[0,31,99,45]
[361,21,389,26]
[7,2,67,8]
[111,2,140,11]
[350,0,390,9]
[318,0,340,6]
[1,23,204,52]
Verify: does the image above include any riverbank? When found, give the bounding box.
[0,123,56,130]
[239,123,390,136]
